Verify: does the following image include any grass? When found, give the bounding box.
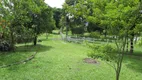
[0,34,142,80]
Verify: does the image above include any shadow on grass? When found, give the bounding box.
[0,44,53,68]
[124,51,142,73]
[132,51,142,56]
[16,44,53,53]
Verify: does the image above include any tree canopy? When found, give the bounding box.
[0,0,55,50]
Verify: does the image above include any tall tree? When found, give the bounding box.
[63,0,88,38]
[0,0,54,48]
[69,0,142,80]
[53,8,62,29]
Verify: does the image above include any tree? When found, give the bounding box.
[0,0,16,50]
[65,0,79,6]
[53,8,62,29]
[69,0,142,80]
[0,0,54,48]
[63,0,88,39]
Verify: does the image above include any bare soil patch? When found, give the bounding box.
[83,58,98,64]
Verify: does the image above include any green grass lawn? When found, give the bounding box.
[0,34,142,80]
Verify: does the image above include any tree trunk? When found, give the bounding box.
[115,52,124,80]
[10,27,15,51]
[116,71,120,80]
[126,38,129,52]
[46,31,48,39]
[33,35,37,46]
[116,59,122,80]
[60,27,65,40]
[115,37,126,80]
[66,25,68,40]
[104,30,107,38]
[129,24,135,54]
[130,37,134,54]
[34,25,38,46]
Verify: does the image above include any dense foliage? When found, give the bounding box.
[0,0,55,51]
[63,0,142,80]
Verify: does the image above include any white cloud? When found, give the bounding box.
[44,0,65,8]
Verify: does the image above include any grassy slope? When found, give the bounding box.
[0,34,142,80]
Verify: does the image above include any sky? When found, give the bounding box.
[44,0,65,8]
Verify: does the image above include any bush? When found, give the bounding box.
[83,33,90,37]
[90,32,100,38]
[0,40,11,52]
[87,44,117,61]
[71,27,85,35]
[52,30,60,34]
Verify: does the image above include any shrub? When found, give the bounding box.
[0,40,11,52]
[83,33,90,37]
[71,27,85,35]
[90,32,100,38]
[87,44,117,61]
